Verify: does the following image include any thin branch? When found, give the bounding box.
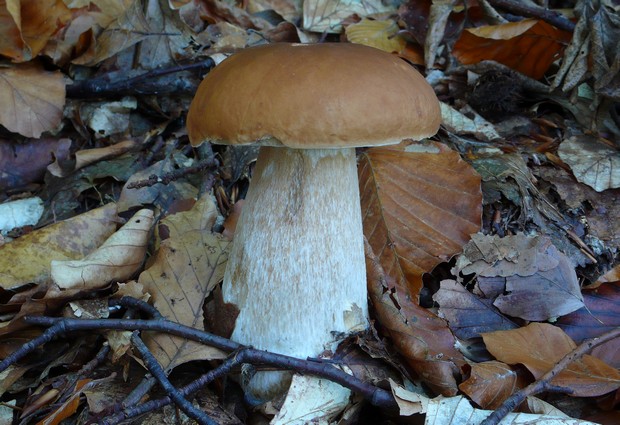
[66,58,215,99]
[481,327,620,425]
[12,315,397,410]
[487,0,575,32]
[131,331,217,425]
[125,157,219,189]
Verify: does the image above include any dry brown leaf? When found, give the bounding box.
[0,0,71,62]
[72,0,151,66]
[425,0,458,68]
[434,279,517,340]
[453,19,572,79]
[49,209,153,293]
[558,134,620,192]
[0,203,118,289]
[459,361,528,410]
[140,196,230,370]
[359,141,481,297]
[345,18,406,54]
[482,323,620,397]
[0,63,66,138]
[365,240,465,396]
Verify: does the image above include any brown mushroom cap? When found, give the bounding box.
[187,43,441,149]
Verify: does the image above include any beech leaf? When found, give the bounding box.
[359,141,482,297]
[482,323,620,397]
[458,361,528,410]
[50,209,153,292]
[453,19,571,79]
[140,197,230,370]
[0,63,66,138]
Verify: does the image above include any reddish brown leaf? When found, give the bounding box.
[359,141,481,298]
[453,19,572,79]
[459,361,529,410]
[483,323,620,397]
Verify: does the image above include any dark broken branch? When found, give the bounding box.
[487,0,576,32]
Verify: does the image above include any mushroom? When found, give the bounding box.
[187,42,441,399]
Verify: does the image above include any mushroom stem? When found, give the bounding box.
[222,146,368,398]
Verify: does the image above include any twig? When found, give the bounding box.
[10,315,397,409]
[66,58,215,99]
[125,157,219,189]
[487,0,575,32]
[131,331,217,425]
[481,327,620,425]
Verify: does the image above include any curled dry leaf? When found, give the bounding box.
[359,141,482,297]
[482,323,620,397]
[0,0,71,62]
[0,63,66,138]
[365,240,465,396]
[558,134,620,192]
[453,19,572,79]
[0,203,118,289]
[47,139,137,178]
[50,209,153,292]
[140,196,230,370]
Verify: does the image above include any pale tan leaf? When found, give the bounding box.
[426,395,598,424]
[0,63,65,138]
[48,140,137,177]
[389,379,428,416]
[140,196,230,370]
[0,203,118,289]
[72,0,151,66]
[482,323,620,397]
[440,102,501,142]
[359,141,482,297]
[345,18,406,54]
[302,0,394,33]
[558,134,620,192]
[425,0,458,68]
[50,209,153,291]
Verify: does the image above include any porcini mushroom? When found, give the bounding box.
[187,43,441,399]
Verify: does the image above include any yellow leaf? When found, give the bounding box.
[346,18,406,54]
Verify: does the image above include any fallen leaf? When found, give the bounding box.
[453,19,572,79]
[47,139,137,178]
[557,281,620,345]
[302,0,394,33]
[345,18,406,54]
[558,134,620,192]
[271,375,350,424]
[439,102,501,142]
[426,394,598,424]
[0,197,44,236]
[459,361,528,410]
[359,141,482,297]
[0,0,71,62]
[482,323,620,397]
[0,63,66,138]
[434,279,518,340]
[140,196,229,370]
[454,233,584,321]
[0,203,118,289]
[49,209,153,293]
[365,240,465,396]
[0,138,71,191]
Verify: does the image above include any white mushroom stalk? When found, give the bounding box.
[223,146,367,397]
